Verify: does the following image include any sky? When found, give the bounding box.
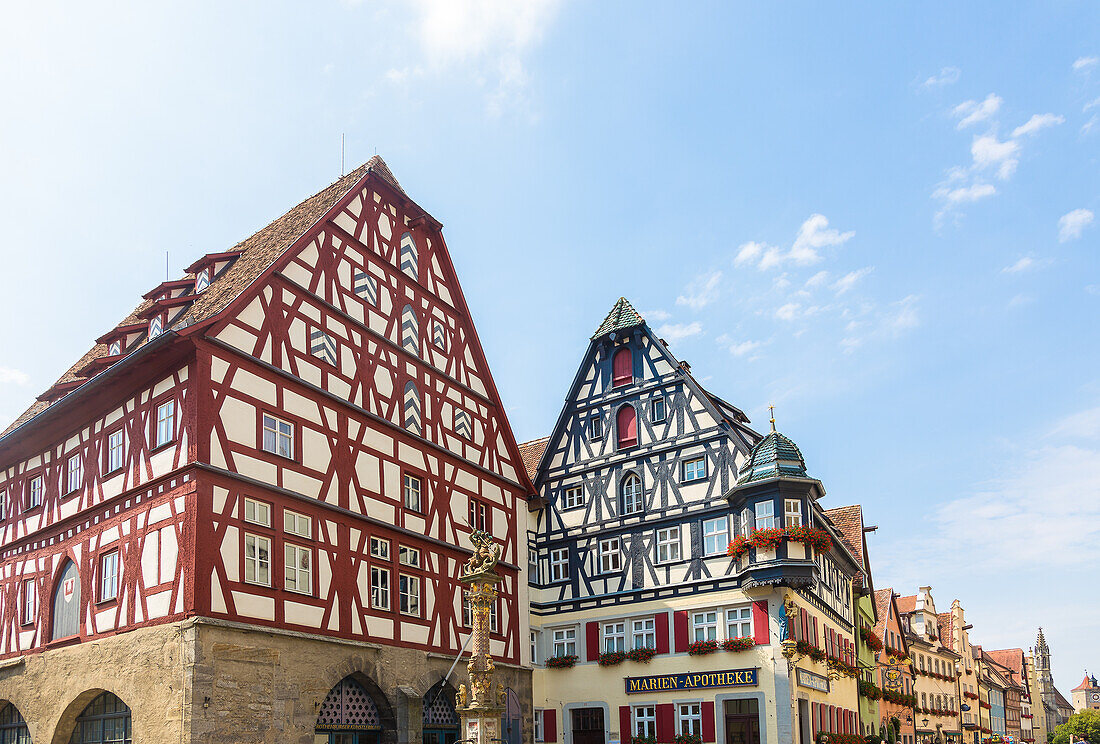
[1,1,1098,695]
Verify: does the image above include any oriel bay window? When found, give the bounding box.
[602,621,626,652]
[155,399,176,447]
[785,499,802,527]
[66,453,83,495]
[244,534,271,586]
[754,500,775,530]
[106,429,125,473]
[27,475,43,510]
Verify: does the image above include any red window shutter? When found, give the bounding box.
[620,706,632,742]
[656,704,675,743]
[752,600,769,645]
[655,612,670,654]
[828,706,835,733]
[702,701,715,743]
[617,406,638,448]
[544,710,557,742]
[813,616,819,647]
[612,347,633,387]
[800,609,808,642]
[586,621,600,661]
[811,702,818,735]
[674,610,689,652]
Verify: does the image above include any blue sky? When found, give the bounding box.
[1,2,1097,693]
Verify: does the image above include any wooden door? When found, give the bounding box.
[571,708,605,744]
[51,561,80,640]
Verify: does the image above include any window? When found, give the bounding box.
[682,457,706,482]
[98,550,119,602]
[678,703,702,737]
[0,488,5,517]
[726,605,752,640]
[599,537,622,573]
[244,498,272,527]
[244,534,271,586]
[603,621,626,653]
[741,508,752,537]
[552,627,576,658]
[262,413,294,459]
[370,566,390,609]
[66,453,82,495]
[107,429,125,473]
[656,526,681,563]
[283,509,311,538]
[285,543,312,594]
[399,574,420,616]
[562,485,583,510]
[589,416,603,441]
[468,499,489,531]
[403,474,422,512]
[754,500,775,530]
[531,631,539,665]
[612,347,633,387]
[534,711,543,743]
[632,617,656,649]
[616,405,638,449]
[633,707,656,739]
[21,579,36,624]
[354,271,379,304]
[785,499,802,528]
[155,399,176,447]
[620,473,643,515]
[692,611,718,642]
[195,267,211,293]
[549,548,569,582]
[370,537,390,560]
[651,397,666,423]
[703,517,729,556]
[28,475,43,510]
[399,545,421,568]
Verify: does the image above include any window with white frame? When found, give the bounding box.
[98,550,119,602]
[702,516,728,556]
[399,574,420,616]
[403,473,422,512]
[785,499,802,527]
[599,537,621,573]
[262,413,294,459]
[66,453,82,494]
[155,399,176,447]
[633,706,656,739]
[244,533,271,586]
[552,627,576,658]
[692,610,718,642]
[0,488,5,517]
[621,473,644,515]
[28,475,43,510]
[531,631,539,665]
[651,397,666,423]
[244,497,271,527]
[399,545,421,568]
[370,537,390,560]
[371,566,390,610]
[741,508,753,537]
[549,547,568,582]
[754,500,775,530]
[677,703,702,737]
[588,417,603,440]
[283,509,311,538]
[726,605,752,639]
[21,579,36,624]
[107,429,125,473]
[562,485,583,510]
[656,526,681,563]
[632,617,656,649]
[603,621,626,653]
[310,328,337,365]
[534,710,543,742]
[681,457,706,482]
[285,543,312,594]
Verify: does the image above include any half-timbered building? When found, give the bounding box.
[0,157,533,744]
[522,299,864,744]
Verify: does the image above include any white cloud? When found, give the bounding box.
[773,274,791,290]
[1083,115,1099,136]
[1085,97,1100,112]
[1002,256,1035,273]
[805,271,830,288]
[1073,56,1099,72]
[675,271,722,310]
[886,295,920,334]
[920,66,961,89]
[716,334,763,358]
[733,241,766,266]
[655,322,702,343]
[1059,208,1095,242]
[953,93,1002,129]
[0,368,29,386]
[791,214,854,264]
[1008,293,1033,308]
[831,267,873,295]
[1049,405,1100,440]
[933,182,996,205]
[641,309,671,322]
[1012,113,1064,138]
[971,134,1019,179]
[775,303,801,321]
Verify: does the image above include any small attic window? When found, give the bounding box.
[108,339,122,356]
[195,268,211,294]
[612,347,633,387]
[148,316,164,339]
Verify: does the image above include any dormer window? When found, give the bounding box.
[195,268,211,293]
[612,347,633,387]
[108,339,122,356]
[149,315,163,339]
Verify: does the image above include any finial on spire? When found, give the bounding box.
[769,404,776,432]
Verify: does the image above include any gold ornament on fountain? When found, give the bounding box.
[457,529,506,744]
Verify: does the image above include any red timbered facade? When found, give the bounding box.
[0,158,533,744]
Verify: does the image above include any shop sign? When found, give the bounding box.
[796,668,830,693]
[625,668,758,694]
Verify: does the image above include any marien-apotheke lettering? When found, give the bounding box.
[624,669,759,694]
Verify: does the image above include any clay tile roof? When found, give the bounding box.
[517,436,549,482]
[895,594,917,614]
[937,613,954,648]
[823,505,867,589]
[2,157,398,440]
[592,297,645,339]
[987,649,1025,676]
[1055,688,1072,709]
[873,588,894,639]
[1073,674,1095,691]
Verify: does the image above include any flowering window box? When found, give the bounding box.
[546,654,578,669]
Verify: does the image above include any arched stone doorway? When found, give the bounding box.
[0,701,30,744]
[66,691,131,744]
[51,561,80,641]
[500,688,521,744]
[422,681,459,744]
[316,675,394,744]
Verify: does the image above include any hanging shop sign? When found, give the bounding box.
[625,669,758,694]
[796,668,830,693]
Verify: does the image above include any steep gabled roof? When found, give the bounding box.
[824,504,872,594]
[896,594,917,614]
[987,649,1025,677]
[592,297,645,339]
[517,437,549,483]
[937,612,956,649]
[1072,674,1097,691]
[873,588,911,658]
[1054,688,1072,709]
